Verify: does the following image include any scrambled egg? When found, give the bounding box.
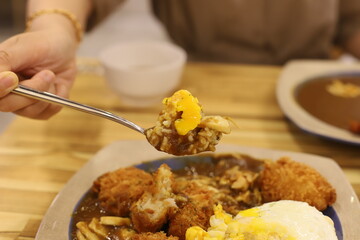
[163,89,202,135]
[186,200,338,240]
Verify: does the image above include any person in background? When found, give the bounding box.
[0,0,360,119]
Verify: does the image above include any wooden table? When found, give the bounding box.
[0,61,359,240]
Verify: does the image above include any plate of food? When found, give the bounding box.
[34,140,359,240]
[276,60,360,145]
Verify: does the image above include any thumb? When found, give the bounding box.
[0,71,19,98]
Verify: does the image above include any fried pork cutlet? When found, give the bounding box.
[168,201,214,240]
[130,232,179,240]
[92,167,153,216]
[259,157,336,211]
[168,181,215,240]
[131,164,178,233]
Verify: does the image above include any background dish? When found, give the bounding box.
[276,60,360,145]
[35,140,360,240]
[295,73,360,132]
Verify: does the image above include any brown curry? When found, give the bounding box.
[295,76,360,134]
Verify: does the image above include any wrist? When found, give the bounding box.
[26,9,83,44]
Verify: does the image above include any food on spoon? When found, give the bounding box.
[72,154,338,240]
[259,157,336,211]
[186,200,338,240]
[146,90,231,155]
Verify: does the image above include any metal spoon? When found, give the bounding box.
[12,85,146,134]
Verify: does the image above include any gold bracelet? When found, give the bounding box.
[26,8,83,42]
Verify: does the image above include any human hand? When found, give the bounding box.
[0,27,78,119]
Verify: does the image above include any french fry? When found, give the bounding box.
[88,218,108,238]
[76,221,101,240]
[76,229,87,240]
[100,216,131,226]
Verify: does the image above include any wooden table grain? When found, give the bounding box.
[0,61,359,240]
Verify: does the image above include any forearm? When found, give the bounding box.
[26,0,92,43]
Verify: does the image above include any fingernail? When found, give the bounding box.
[0,71,18,90]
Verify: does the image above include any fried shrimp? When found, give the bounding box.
[259,157,336,211]
[131,164,178,232]
[93,167,153,216]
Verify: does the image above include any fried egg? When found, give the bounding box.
[186,200,338,240]
[162,89,202,135]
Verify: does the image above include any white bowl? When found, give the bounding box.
[99,41,186,107]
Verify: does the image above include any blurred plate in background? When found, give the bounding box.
[277,60,360,145]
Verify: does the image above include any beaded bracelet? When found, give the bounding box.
[26,8,83,42]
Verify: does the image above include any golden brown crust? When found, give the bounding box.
[259,157,336,211]
[93,167,153,216]
[130,164,178,233]
[168,182,215,240]
[130,232,179,240]
[131,203,168,233]
[168,201,213,240]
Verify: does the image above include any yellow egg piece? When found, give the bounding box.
[213,204,232,224]
[163,90,202,135]
[186,226,208,240]
[226,221,242,236]
[237,208,260,218]
[185,201,338,240]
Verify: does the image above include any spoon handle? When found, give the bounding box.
[12,85,145,134]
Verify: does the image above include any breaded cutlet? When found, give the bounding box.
[259,157,336,211]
